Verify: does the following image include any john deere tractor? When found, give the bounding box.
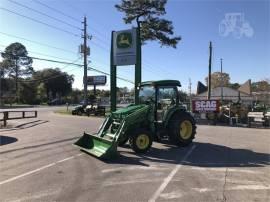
[74,80,196,159]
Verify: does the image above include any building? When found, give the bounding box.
[194,86,253,104]
[194,80,253,105]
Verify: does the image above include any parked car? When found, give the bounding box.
[72,105,86,115]
[72,104,106,116]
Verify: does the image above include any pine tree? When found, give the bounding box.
[115,0,181,48]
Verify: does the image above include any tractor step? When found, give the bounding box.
[104,133,117,139]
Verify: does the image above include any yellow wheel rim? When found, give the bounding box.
[180,120,193,140]
[136,134,150,150]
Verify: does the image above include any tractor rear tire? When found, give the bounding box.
[169,112,196,146]
[129,129,152,153]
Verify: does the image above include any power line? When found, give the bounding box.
[20,57,83,83]
[90,40,110,52]
[88,65,134,84]
[91,35,110,48]
[32,0,81,23]
[0,51,133,84]
[0,51,82,67]
[62,1,111,44]
[144,59,176,78]
[8,0,81,30]
[0,7,80,37]
[30,56,82,66]
[1,4,175,81]
[0,43,78,62]
[27,50,78,62]
[0,32,77,54]
[89,63,134,83]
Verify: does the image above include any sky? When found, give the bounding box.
[0,0,269,93]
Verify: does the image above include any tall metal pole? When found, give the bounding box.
[15,58,18,103]
[220,58,223,103]
[83,16,88,105]
[207,41,212,100]
[135,19,142,105]
[0,67,2,106]
[189,78,192,111]
[110,31,117,112]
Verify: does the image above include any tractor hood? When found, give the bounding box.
[112,104,148,119]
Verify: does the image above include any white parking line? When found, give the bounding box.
[0,153,83,186]
[57,156,74,163]
[148,145,196,202]
[102,165,170,173]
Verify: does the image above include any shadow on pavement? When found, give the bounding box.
[105,142,270,168]
[0,136,81,154]
[0,135,18,146]
[0,120,49,132]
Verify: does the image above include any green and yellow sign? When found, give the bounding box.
[113,28,137,66]
[117,32,132,49]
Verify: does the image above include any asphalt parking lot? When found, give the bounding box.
[0,107,269,202]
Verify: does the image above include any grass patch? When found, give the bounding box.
[54,109,73,115]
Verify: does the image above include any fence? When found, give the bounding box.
[0,111,37,127]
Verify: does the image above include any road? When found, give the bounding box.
[0,107,269,202]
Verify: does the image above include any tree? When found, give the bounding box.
[205,72,230,89]
[178,90,188,102]
[0,60,11,77]
[1,43,33,99]
[69,89,83,104]
[115,0,181,48]
[33,68,74,100]
[19,81,38,104]
[228,83,240,90]
[251,80,270,92]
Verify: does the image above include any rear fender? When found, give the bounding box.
[163,106,190,128]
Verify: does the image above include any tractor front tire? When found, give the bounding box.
[118,137,129,147]
[129,129,152,153]
[169,112,196,146]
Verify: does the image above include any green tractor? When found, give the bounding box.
[74,80,196,159]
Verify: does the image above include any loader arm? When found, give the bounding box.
[74,104,150,159]
[114,104,151,142]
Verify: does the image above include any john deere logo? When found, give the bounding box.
[117,32,132,48]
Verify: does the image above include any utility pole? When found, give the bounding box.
[15,57,18,103]
[82,16,89,105]
[0,67,2,107]
[188,78,192,111]
[220,58,223,103]
[207,41,212,100]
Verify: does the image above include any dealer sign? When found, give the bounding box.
[113,28,137,66]
[192,100,220,113]
[87,75,107,86]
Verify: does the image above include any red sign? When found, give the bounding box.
[192,100,220,113]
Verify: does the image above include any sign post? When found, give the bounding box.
[87,75,107,96]
[110,31,117,112]
[135,27,141,105]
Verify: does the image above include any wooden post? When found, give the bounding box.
[3,111,8,127]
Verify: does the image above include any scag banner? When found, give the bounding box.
[192,100,220,113]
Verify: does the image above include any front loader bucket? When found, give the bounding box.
[73,132,118,159]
